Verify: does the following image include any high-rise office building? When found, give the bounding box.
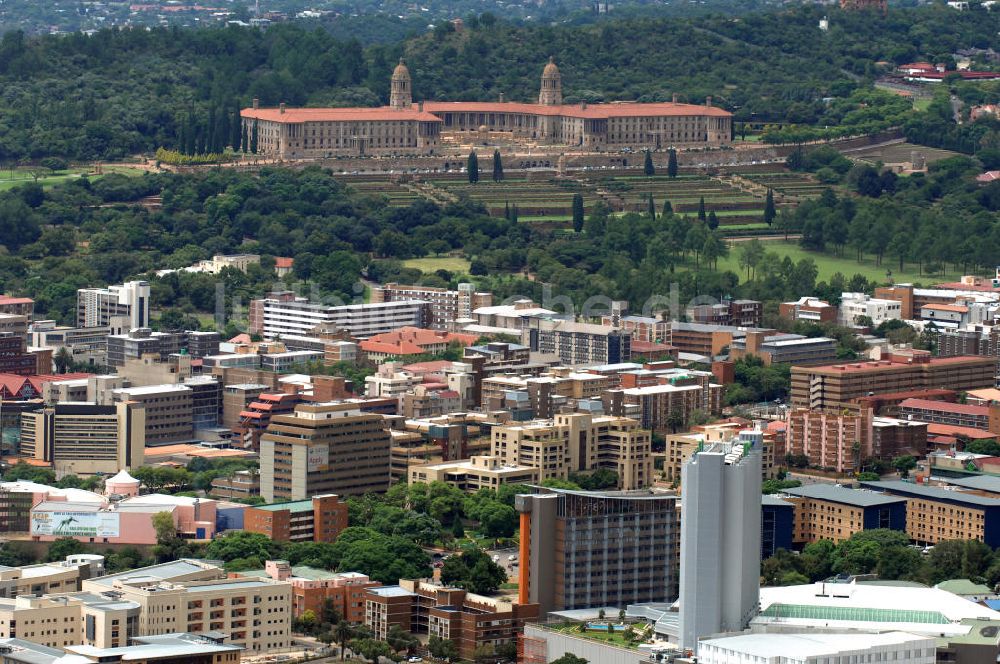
[77,281,150,331]
[20,402,145,476]
[259,402,391,502]
[678,431,762,652]
[514,487,679,616]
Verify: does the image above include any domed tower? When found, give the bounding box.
[390,58,412,110]
[538,57,562,106]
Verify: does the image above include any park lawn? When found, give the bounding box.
[550,624,638,650]
[913,98,932,111]
[403,256,472,273]
[716,240,965,285]
[0,166,146,191]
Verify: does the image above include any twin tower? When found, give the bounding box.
[389,57,563,110]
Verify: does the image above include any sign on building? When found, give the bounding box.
[30,511,121,538]
[307,445,329,472]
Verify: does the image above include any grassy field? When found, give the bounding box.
[0,166,147,191]
[717,240,964,285]
[402,256,472,273]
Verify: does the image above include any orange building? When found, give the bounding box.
[242,560,380,621]
[244,494,347,543]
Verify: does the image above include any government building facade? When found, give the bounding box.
[240,59,733,159]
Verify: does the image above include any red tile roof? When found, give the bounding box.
[0,296,33,306]
[274,257,294,269]
[927,423,996,439]
[241,106,444,123]
[360,327,479,356]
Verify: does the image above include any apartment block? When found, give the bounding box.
[210,470,260,501]
[515,488,679,616]
[898,398,992,430]
[248,291,430,339]
[0,296,34,318]
[0,593,140,649]
[860,479,1000,547]
[838,292,903,327]
[687,298,763,327]
[782,484,906,544]
[604,372,723,431]
[491,413,652,490]
[107,329,220,367]
[370,282,492,329]
[364,579,538,661]
[241,560,379,622]
[663,422,776,484]
[599,313,670,344]
[244,494,347,543]
[77,281,150,331]
[666,322,746,358]
[778,296,837,324]
[0,335,44,376]
[260,402,391,502]
[790,350,997,410]
[0,556,105,599]
[408,455,538,491]
[112,384,193,445]
[522,319,631,365]
[20,403,145,476]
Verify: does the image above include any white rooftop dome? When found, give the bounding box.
[107,470,139,485]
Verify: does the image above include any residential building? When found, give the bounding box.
[695,632,936,664]
[665,322,746,358]
[898,397,992,430]
[259,402,391,502]
[470,300,556,333]
[491,413,652,490]
[604,371,723,431]
[359,327,479,361]
[778,297,838,324]
[172,254,260,275]
[106,330,220,367]
[784,407,871,473]
[235,392,302,451]
[663,422,776,484]
[401,385,462,419]
[370,283,492,329]
[77,281,150,331]
[860,479,1000,547]
[514,487,679,616]
[838,292,903,326]
[687,298,763,327]
[364,579,539,661]
[790,350,996,409]
[248,291,430,339]
[112,384,193,445]
[221,384,268,430]
[244,494,347,543]
[19,403,145,477]
[678,435,761,651]
[522,319,631,365]
[240,560,379,622]
[408,456,538,491]
[781,484,907,544]
[364,362,422,400]
[730,330,838,366]
[0,555,105,599]
[29,321,110,369]
[599,312,669,344]
[761,495,794,560]
[260,350,323,372]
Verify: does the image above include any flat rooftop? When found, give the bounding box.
[860,480,1000,507]
[782,484,907,507]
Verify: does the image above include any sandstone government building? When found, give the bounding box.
[240,58,733,159]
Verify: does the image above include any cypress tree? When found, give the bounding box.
[250,120,259,154]
[231,103,242,149]
[511,203,519,223]
[206,106,217,154]
[185,108,197,155]
[643,150,655,176]
[667,148,678,178]
[708,210,719,230]
[662,198,672,216]
[647,193,656,220]
[492,149,503,182]
[764,188,776,225]
[241,122,249,154]
[467,151,479,184]
[504,201,510,220]
[572,194,584,233]
[697,196,706,221]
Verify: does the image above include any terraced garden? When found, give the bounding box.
[335,167,825,227]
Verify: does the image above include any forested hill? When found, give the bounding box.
[0,4,998,161]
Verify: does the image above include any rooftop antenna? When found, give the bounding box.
[254,0,260,19]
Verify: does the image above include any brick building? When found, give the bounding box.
[244,494,348,543]
[782,484,907,544]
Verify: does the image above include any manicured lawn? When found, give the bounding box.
[717,240,965,285]
[403,256,471,273]
[0,166,146,191]
[913,98,932,111]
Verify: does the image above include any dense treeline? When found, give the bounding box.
[1,4,999,160]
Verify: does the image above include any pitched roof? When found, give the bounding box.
[421,100,732,119]
[899,398,988,416]
[242,106,444,123]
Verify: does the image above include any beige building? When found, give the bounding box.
[260,402,391,502]
[370,283,493,329]
[0,593,141,649]
[81,573,291,653]
[661,423,776,485]
[240,59,732,159]
[491,413,652,490]
[408,455,538,491]
[112,384,193,444]
[20,403,145,477]
[0,556,105,599]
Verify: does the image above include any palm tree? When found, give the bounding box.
[334,621,353,661]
